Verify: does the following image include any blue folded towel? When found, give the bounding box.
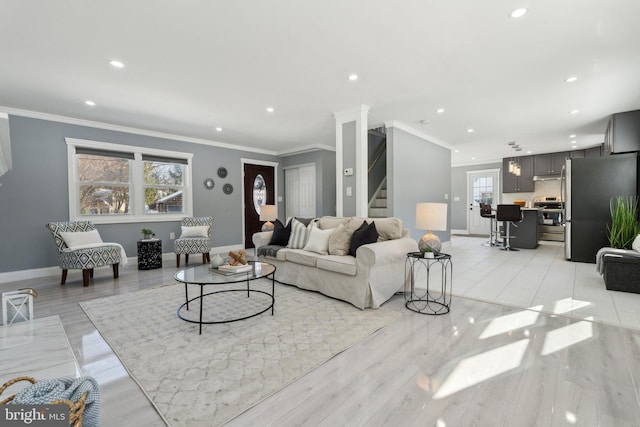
[9,376,100,427]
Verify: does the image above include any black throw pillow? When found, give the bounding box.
[349,221,378,256]
[268,219,291,246]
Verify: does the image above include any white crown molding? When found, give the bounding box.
[277,143,336,157]
[452,158,503,168]
[464,168,501,175]
[385,120,452,150]
[1,105,278,156]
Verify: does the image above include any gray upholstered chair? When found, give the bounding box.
[174,216,213,267]
[46,221,121,287]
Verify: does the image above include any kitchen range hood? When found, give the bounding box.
[533,175,562,181]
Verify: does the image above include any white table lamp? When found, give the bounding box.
[260,205,277,231]
[416,202,448,252]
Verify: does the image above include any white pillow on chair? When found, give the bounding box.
[60,229,103,248]
[180,226,209,238]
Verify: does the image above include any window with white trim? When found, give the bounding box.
[67,138,193,223]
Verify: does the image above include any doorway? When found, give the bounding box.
[284,163,316,219]
[243,162,276,248]
[467,169,500,235]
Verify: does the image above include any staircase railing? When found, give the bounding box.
[368,139,386,174]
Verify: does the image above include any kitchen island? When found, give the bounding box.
[501,207,542,249]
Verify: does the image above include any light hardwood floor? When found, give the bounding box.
[2,237,640,426]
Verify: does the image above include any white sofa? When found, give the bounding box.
[252,216,418,309]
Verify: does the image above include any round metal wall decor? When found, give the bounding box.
[223,183,233,195]
[217,167,228,179]
[203,178,215,190]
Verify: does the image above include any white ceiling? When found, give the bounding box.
[2,0,639,166]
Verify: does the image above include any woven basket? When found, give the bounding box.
[0,376,87,427]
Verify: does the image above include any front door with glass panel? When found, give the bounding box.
[243,163,275,248]
[467,169,500,235]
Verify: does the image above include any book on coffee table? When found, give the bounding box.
[217,264,252,273]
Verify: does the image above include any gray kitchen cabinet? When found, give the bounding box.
[503,155,534,193]
[534,152,567,176]
[569,149,585,158]
[605,110,640,155]
[585,145,603,157]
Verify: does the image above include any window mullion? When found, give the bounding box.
[132,153,143,216]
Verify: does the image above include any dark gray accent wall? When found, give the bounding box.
[387,127,451,243]
[342,121,357,216]
[0,115,278,273]
[451,162,502,230]
[280,149,336,219]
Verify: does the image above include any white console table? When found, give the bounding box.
[0,316,81,395]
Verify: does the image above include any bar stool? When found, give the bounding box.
[496,204,522,251]
[479,203,498,247]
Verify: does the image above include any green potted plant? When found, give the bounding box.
[141,228,155,240]
[607,196,640,249]
[422,247,435,259]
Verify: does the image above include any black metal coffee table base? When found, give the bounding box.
[177,286,274,334]
[174,261,276,334]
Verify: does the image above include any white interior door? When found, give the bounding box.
[285,164,316,219]
[298,165,316,217]
[467,169,500,235]
[285,168,300,218]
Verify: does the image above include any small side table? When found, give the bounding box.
[137,239,162,270]
[405,251,452,315]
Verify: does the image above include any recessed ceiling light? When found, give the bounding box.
[527,150,532,154]
[565,76,578,83]
[109,60,125,68]
[570,109,580,115]
[216,127,222,132]
[467,128,474,133]
[454,149,460,153]
[85,100,96,106]
[571,140,577,144]
[471,157,476,160]
[266,107,275,113]
[569,134,576,138]
[348,74,358,81]
[436,108,445,114]
[509,8,528,18]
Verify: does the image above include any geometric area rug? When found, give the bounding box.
[79,280,401,426]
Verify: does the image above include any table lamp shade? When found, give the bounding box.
[260,204,277,231]
[416,202,448,252]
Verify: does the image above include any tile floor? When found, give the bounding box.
[443,236,640,330]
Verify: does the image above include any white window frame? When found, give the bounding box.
[66,138,193,224]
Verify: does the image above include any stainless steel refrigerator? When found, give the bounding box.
[563,153,638,263]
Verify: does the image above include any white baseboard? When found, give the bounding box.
[451,229,469,235]
[0,244,246,285]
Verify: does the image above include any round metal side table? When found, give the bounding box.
[404,252,452,315]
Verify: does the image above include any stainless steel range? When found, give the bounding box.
[533,196,565,241]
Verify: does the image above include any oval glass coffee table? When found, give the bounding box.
[175,261,276,334]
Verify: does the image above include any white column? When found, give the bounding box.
[334,105,369,217]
